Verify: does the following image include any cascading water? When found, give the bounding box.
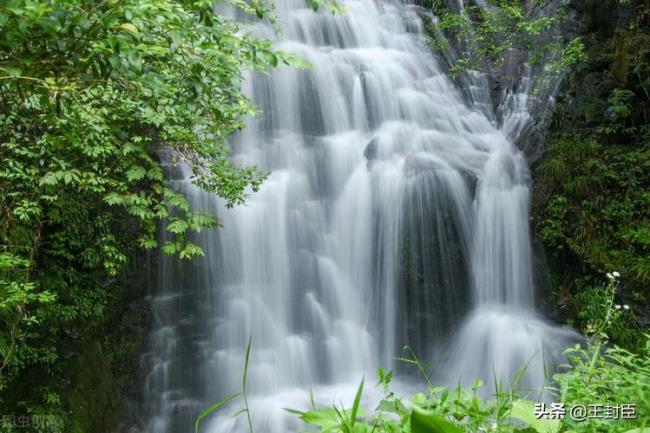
[142,0,579,432]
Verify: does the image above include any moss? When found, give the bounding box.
[531,0,650,350]
[64,343,123,433]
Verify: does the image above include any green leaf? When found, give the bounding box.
[161,241,178,255]
[39,172,59,186]
[0,334,7,357]
[138,236,158,249]
[167,219,189,234]
[376,399,406,416]
[126,165,147,182]
[509,400,560,433]
[104,193,124,205]
[243,335,252,390]
[298,408,342,432]
[410,407,463,433]
[118,22,138,33]
[195,393,240,433]
[179,243,204,259]
[6,66,22,77]
[147,167,165,181]
[350,377,364,428]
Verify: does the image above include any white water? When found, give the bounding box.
[142,1,578,432]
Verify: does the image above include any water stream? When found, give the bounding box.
[142,0,578,431]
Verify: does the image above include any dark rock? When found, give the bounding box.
[363,137,379,161]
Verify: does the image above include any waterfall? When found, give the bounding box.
[142,0,578,431]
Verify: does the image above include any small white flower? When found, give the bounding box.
[613,271,620,277]
[607,272,614,280]
[623,305,630,310]
[615,304,622,309]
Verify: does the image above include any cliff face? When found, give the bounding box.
[426,0,650,346]
[531,0,650,349]
[67,252,152,433]
[5,252,153,433]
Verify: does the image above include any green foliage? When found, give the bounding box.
[426,0,584,78]
[569,273,639,347]
[288,337,650,433]
[553,337,650,433]
[606,89,636,121]
[535,134,649,347]
[288,349,560,433]
[534,0,650,349]
[0,0,317,429]
[290,374,544,433]
[536,136,649,274]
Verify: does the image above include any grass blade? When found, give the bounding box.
[243,335,254,433]
[195,392,241,433]
[350,377,365,428]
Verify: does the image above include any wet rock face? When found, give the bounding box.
[363,137,379,162]
[418,0,596,164]
[573,0,626,37]
[512,121,547,165]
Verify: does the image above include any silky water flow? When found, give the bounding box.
[142,0,579,431]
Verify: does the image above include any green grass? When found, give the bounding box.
[196,336,650,433]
